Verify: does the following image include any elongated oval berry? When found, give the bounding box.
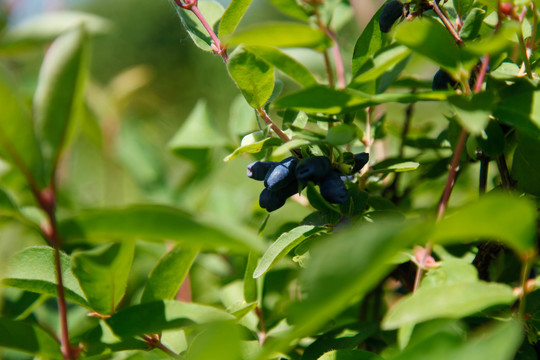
[352,152,369,173]
[379,0,403,33]
[259,188,286,212]
[247,161,278,181]
[319,171,349,204]
[295,156,331,181]
[432,69,458,91]
[264,156,298,191]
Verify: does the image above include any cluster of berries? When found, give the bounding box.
[247,153,369,212]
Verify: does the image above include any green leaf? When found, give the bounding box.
[244,251,259,302]
[225,22,332,51]
[0,317,62,358]
[512,132,540,196]
[460,8,486,40]
[327,124,357,145]
[394,18,475,75]
[351,5,385,76]
[318,350,383,360]
[72,241,135,314]
[493,81,540,137]
[141,245,199,303]
[106,300,235,338]
[185,322,243,360]
[455,0,474,18]
[369,161,419,174]
[2,246,89,308]
[253,225,322,278]
[432,193,537,254]
[0,65,45,187]
[447,91,497,135]
[351,45,411,85]
[168,99,229,151]
[224,136,283,162]
[0,11,111,52]
[34,27,88,182]
[266,0,310,21]
[463,21,520,56]
[228,47,275,108]
[274,86,448,115]
[382,282,516,329]
[173,0,224,51]
[219,0,254,38]
[246,46,318,87]
[58,204,265,253]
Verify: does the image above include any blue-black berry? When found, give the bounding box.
[352,152,369,173]
[432,69,457,91]
[259,188,286,212]
[295,156,331,181]
[247,161,278,181]
[264,156,298,191]
[319,171,349,204]
[379,0,403,33]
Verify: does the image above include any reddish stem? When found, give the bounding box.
[189,3,228,62]
[256,108,291,142]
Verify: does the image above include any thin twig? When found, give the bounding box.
[517,31,533,79]
[322,50,335,87]
[256,108,291,142]
[429,0,463,45]
[141,334,179,357]
[496,154,513,189]
[479,153,489,195]
[517,254,533,319]
[314,10,346,89]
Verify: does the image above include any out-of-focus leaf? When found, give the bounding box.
[246,46,317,87]
[0,11,110,52]
[460,8,486,40]
[141,245,199,303]
[244,251,259,303]
[382,282,515,329]
[351,45,411,85]
[0,186,16,214]
[318,349,383,360]
[0,66,45,187]
[228,47,275,108]
[185,322,243,360]
[266,0,310,21]
[493,81,540,137]
[351,5,385,76]
[106,300,234,338]
[229,95,258,137]
[455,0,474,18]
[463,21,520,56]
[0,317,62,358]
[394,18,476,75]
[168,99,229,151]
[224,136,283,162]
[72,241,135,314]
[432,193,537,254]
[273,139,310,157]
[274,86,448,114]
[34,27,88,181]
[219,0,254,38]
[58,205,265,253]
[173,0,224,51]
[253,225,322,278]
[448,91,497,135]
[369,161,419,174]
[225,22,332,51]
[2,246,89,308]
[512,132,540,196]
[326,124,357,145]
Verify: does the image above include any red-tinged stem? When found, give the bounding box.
[141,334,179,357]
[328,33,346,89]
[256,108,291,142]
[429,0,463,45]
[474,55,490,92]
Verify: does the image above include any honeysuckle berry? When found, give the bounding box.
[379,0,403,33]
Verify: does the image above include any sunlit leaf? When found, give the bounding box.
[224,136,283,162]
[351,45,411,85]
[173,0,224,51]
[2,246,89,308]
[219,0,254,38]
[351,5,386,76]
[266,0,310,21]
[72,241,135,314]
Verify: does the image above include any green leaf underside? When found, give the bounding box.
[219,0,254,38]
[224,137,283,161]
[225,22,332,51]
[253,225,322,278]
[274,86,448,114]
[58,204,264,253]
[370,161,419,173]
[2,246,89,308]
[174,1,224,51]
[106,300,234,338]
[72,241,135,314]
[34,27,88,182]
[141,245,199,303]
[0,317,62,358]
[228,47,275,108]
[382,282,516,329]
[246,46,318,87]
